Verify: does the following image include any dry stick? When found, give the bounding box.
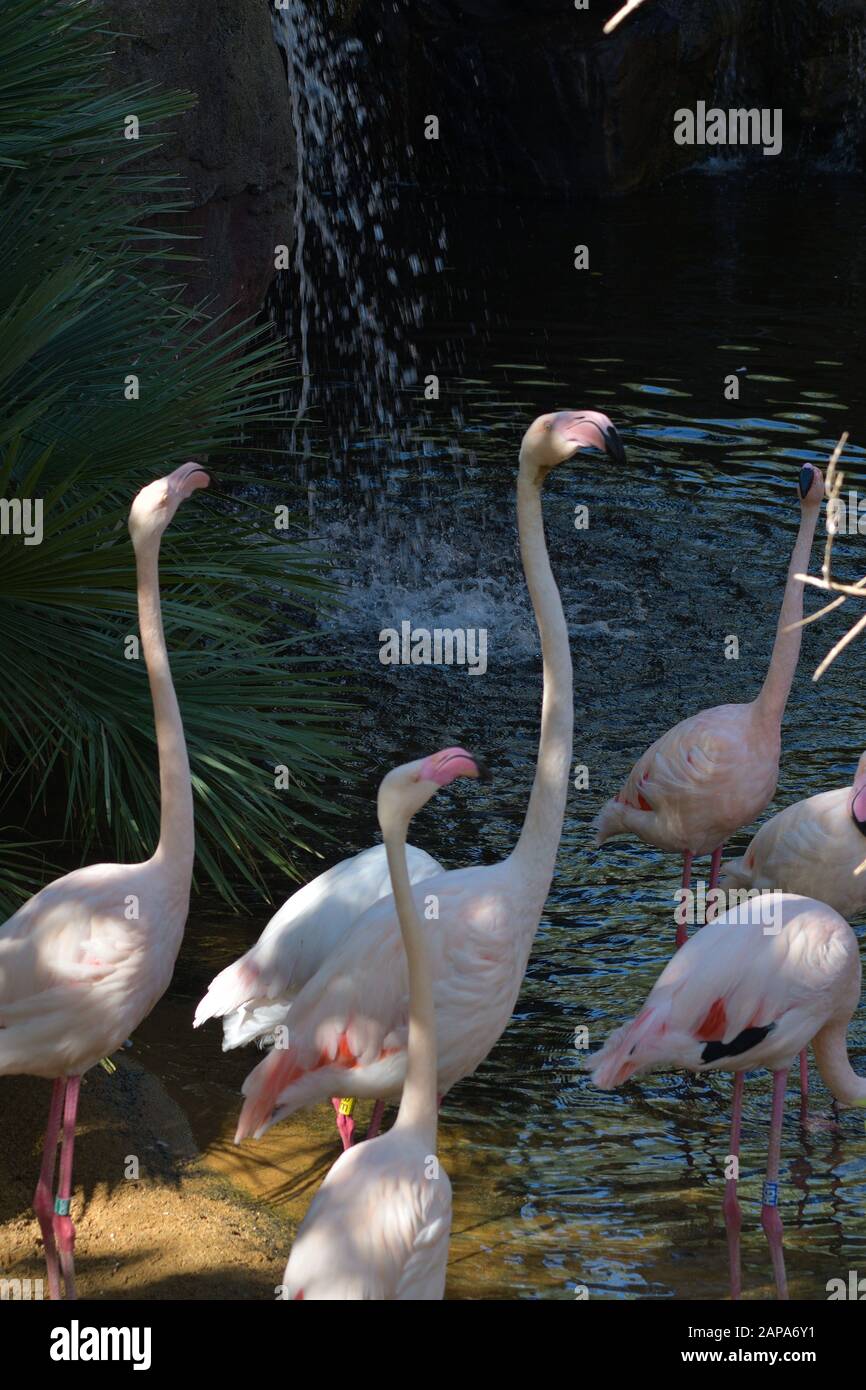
[799,574,866,602]
[813,608,866,683]
[783,437,854,655]
[603,0,649,36]
[820,431,848,587]
[788,586,860,631]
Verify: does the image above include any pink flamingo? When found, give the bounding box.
[282,748,482,1299]
[594,463,824,951]
[589,892,866,1299]
[0,462,208,1299]
[195,843,442,1147]
[234,409,626,1143]
[720,750,866,921]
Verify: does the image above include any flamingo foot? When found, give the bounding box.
[760,1199,788,1300]
[53,1206,77,1301]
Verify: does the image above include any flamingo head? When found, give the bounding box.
[849,750,866,836]
[128,462,210,546]
[519,410,625,484]
[798,462,824,509]
[377,746,485,836]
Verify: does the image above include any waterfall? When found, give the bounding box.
[271,0,443,442]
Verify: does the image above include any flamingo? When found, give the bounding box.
[233,409,626,1143]
[594,462,824,951]
[194,843,442,1147]
[588,893,866,1299]
[719,750,866,921]
[282,748,482,1300]
[0,461,208,1300]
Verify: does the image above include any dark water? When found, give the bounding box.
[152,171,866,1299]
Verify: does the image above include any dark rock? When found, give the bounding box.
[102,0,295,321]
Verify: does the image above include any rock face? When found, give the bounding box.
[338,0,866,194]
[98,0,866,316]
[102,0,295,321]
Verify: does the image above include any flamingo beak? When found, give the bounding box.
[170,462,211,500]
[556,413,626,465]
[419,747,484,787]
[798,464,815,500]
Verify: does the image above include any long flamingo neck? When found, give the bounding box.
[512,468,573,891]
[812,1018,866,1105]
[134,536,195,878]
[387,827,438,1143]
[754,504,819,725]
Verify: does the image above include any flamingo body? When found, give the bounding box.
[720,784,866,921]
[194,843,441,1049]
[0,858,188,1080]
[236,858,523,1138]
[594,702,779,856]
[283,1131,452,1300]
[589,894,860,1090]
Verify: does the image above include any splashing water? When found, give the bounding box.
[271,0,445,439]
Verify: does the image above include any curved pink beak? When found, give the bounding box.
[553,410,626,463]
[169,461,210,499]
[419,747,482,787]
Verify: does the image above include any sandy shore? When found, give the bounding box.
[0,1061,294,1300]
[0,1048,534,1300]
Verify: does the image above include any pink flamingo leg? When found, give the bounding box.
[330,1097,355,1150]
[366,1100,386,1140]
[761,1068,789,1300]
[675,851,693,949]
[708,845,724,894]
[53,1075,81,1300]
[33,1078,65,1302]
[722,1071,744,1300]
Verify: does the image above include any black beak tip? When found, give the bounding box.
[605,425,627,466]
[798,464,814,499]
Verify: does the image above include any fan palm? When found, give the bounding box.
[0,0,348,913]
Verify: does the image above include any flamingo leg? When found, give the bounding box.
[53,1075,81,1300]
[331,1096,355,1149]
[708,845,724,895]
[675,852,693,949]
[722,1072,744,1300]
[798,1048,809,1108]
[366,1100,386,1140]
[761,1068,789,1300]
[33,1078,65,1302]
